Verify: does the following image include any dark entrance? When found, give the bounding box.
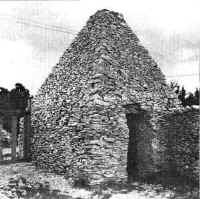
[126,111,144,181]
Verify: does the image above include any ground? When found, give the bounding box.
[0,162,198,199]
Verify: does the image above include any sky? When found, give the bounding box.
[0,0,199,95]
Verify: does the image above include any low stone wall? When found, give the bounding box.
[157,107,199,181]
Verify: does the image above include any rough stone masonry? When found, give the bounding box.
[31,9,180,184]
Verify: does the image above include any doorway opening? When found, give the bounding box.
[126,112,143,181]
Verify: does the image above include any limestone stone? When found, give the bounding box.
[31,9,180,184]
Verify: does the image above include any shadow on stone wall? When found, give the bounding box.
[157,107,199,183]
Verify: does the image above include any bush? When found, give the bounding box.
[72,171,90,189]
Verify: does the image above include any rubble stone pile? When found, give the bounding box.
[31,9,180,184]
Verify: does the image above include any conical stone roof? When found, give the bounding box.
[32,9,179,184]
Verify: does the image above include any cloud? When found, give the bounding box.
[0,4,76,61]
[0,1,199,93]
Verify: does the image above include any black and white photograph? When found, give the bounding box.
[0,0,199,198]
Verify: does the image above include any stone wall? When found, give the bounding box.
[31,9,180,184]
[157,107,199,181]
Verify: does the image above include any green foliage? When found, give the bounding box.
[169,81,199,106]
[72,171,90,189]
[0,83,30,110]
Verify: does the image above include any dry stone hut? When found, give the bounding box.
[32,9,180,184]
